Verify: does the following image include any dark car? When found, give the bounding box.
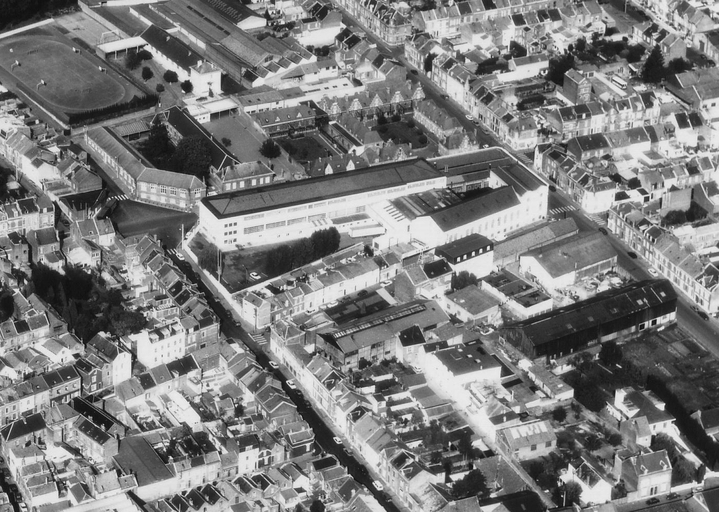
[628,251,638,259]
[666,492,680,500]
[646,497,660,505]
[698,310,710,321]
[358,290,368,297]
[410,69,418,75]
[599,227,608,235]
[548,185,556,192]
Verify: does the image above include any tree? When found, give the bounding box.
[585,434,602,451]
[642,44,665,82]
[451,271,478,291]
[155,83,165,93]
[552,406,567,423]
[452,469,488,499]
[575,37,587,53]
[139,120,175,169]
[124,51,142,70]
[696,463,707,482]
[608,433,623,446]
[457,430,476,459]
[141,66,154,81]
[259,139,281,159]
[559,481,583,506]
[309,500,325,512]
[198,243,219,276]
[666,57,693,75]
[662,210,687,226]
[171,136,213,179]
[137,49,152,61]
[163,70,179,83]
[599,340,623,366]
[547,54,575,86]
[418,134,428,145]
[221,137,232,147]
[180,80,194,94]
[673,459,696,485]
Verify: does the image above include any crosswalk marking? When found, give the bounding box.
[549,205,578,215]
[587,213,607,226]
[251,333,267,344]
[112,194,128,201]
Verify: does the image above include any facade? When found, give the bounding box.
[435,234,494,277]
[608,203,719,314]
[198,159,446,250]
[84,127,205,210]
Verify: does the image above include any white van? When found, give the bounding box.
[611,76,628,90]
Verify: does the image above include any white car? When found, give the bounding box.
[268,361,279,370]
[380,280,392,287]
[286,379,297,390]
[250,272,261,280]
[465,114,475,122]
[333,436,342,444]
[372,481,384,491]
[176,252,185,261]
[648,268,659,277]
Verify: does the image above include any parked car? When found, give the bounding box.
[250,272,261,280]
[648,268,658,277]
[598,227,608,235]
[646,497,660,505]
[333,437,342,444]
[372,481,384,491]
[465,114,475,122]
[286,379,297,390]
[666,492,680,500]
[549,185,556,192]
[268,361,279,370]
[628,251,638,259]
[410,69,418,75]
[176,252,185,261]
[358,290,368,297]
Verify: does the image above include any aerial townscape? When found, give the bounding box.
[4,0,719,511]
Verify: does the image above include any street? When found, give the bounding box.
[334,4,498,148]
[548,189,719,356]
[169,255,401,512]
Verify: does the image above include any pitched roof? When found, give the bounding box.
[424,187,520,232]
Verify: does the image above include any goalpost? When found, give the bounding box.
[98,30,120,46]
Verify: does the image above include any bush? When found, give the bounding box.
[67,94,159,126]
[552,406,567,422]
[221,137,232,147]
[155,83,165,93]
[124,51,142,70]
[259,139,281,159]
[391,113,401,122]
[141,66,154,81]
[377,114,387,125]
[418,134,428,145]
[137,49,153,61]
[406,119,415,128]
[608,433,623,446]
[163,70,179,83]
[180,80,194,94]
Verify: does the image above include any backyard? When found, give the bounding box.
[374,119,429,148]
[278,133,337,163]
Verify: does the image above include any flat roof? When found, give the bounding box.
[433,341,500,376]
[522,232,617,278]
[505,279,676,346]
[202,158,443,219]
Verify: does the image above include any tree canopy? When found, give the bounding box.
[139,121,175,170]
[452,271,478,291]
[259,139,282,159]
[171,136,213,180]
[642,44,666,83]
[452,469,489,499]
[181,80,194,94]
[163,70,179,83]
[0,0,76,30]
[29,264,145,341]
[265,228,341,276]
[599,340,623,366]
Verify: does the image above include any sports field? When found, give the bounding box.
[0,30,137,114]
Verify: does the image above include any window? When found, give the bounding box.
[545,441,552,448]
[170,187,177,196]
[530,444,537,451]
[159,185,167,195]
